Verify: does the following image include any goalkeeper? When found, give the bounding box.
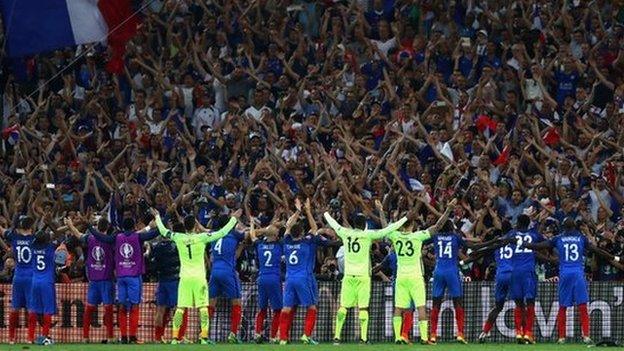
[385,198,456,344]
[150,208,241,344]
[324,209,407,344]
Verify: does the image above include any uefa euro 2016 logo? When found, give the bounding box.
[92,246,104,262]
[120,243,134,259]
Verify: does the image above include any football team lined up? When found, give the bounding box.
[1,198,622,345]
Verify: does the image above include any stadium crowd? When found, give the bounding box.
[1,0,624,286]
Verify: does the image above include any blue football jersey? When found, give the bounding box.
[506,229,544,271]
[255,238,283,277]
[283,234,326,279]
[432,232,465,271]
[31,244,56,283]
[210,230,245,272]
[550,231,587,273]
[495,243,514,275]
[5,230,35,276]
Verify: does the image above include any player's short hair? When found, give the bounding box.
[352,213,367,230]
[184,215,196,232]
[122,217,135,231]
[18,215,34,229]
[34,230,51,245]
[441,220,455,233]
[516,214,530,230]
[172,222,185,232]
[290,223,303,238]
[213,215,231,230]
[563,217,576,231]
[97,217,110,232]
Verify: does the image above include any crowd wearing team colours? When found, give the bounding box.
[5,0,624,347]
[1,197,622,345]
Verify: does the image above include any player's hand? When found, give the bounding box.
[374,199,383,211]
[448,198,458,208]
[295,198,302,212]
[232,209,243,219]
[149,208,160,217]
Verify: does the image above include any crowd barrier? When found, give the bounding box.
[0,281,622,343]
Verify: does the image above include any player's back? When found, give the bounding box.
[151,239,180,281]
[506,228,543,271]
[283,235,315,280]
[210,230,244,272]
[6,229,35,277]
[340,229,376,276]
[388,230,428,278]
[115,231,144,277]
[171,232,210,280]
[31,243,56,283]
[552,231,587,273]
[255,238,282,277]
[84,234,114,281]
[432,232,464,272]
[495,243,514,275]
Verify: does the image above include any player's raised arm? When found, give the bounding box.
[323,211,345,237]
[205,209,241,242]
[304,198,318,233]
[249,217,258,243]
[587,242,621,266]
[64,217,83,238]
[521,240,552,250]
[150,208,176,238]
[285,209,301,236]
[427,198,458,234]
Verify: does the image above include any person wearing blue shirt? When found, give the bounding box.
[553,59,580,106]
[523,218,621,345]
[206,215,246,343]
[27,230,58,344]
[428,220,469,344]
[1,216,35,344]
[249,220,283,343]
[504,214,544,344]
[278,205,337,345]
[460,233,516,343]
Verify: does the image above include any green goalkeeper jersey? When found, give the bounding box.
[324,213,408,277]
[155,216,237,280]
[386,229,430,279]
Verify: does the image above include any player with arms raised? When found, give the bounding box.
[151,208,241,344]
[325,201,408,344]
[1,216,35,344]
[280,199,336,345]
[385,199,456,345]
[249,217,283,343]
[523,218,621,345]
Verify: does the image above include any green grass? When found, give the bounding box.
[1,343,595,351]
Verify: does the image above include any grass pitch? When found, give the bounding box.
[1,343,596,351]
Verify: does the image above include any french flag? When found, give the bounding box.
[0,0,139,73]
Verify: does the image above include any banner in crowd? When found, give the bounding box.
[0,282,622,343]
